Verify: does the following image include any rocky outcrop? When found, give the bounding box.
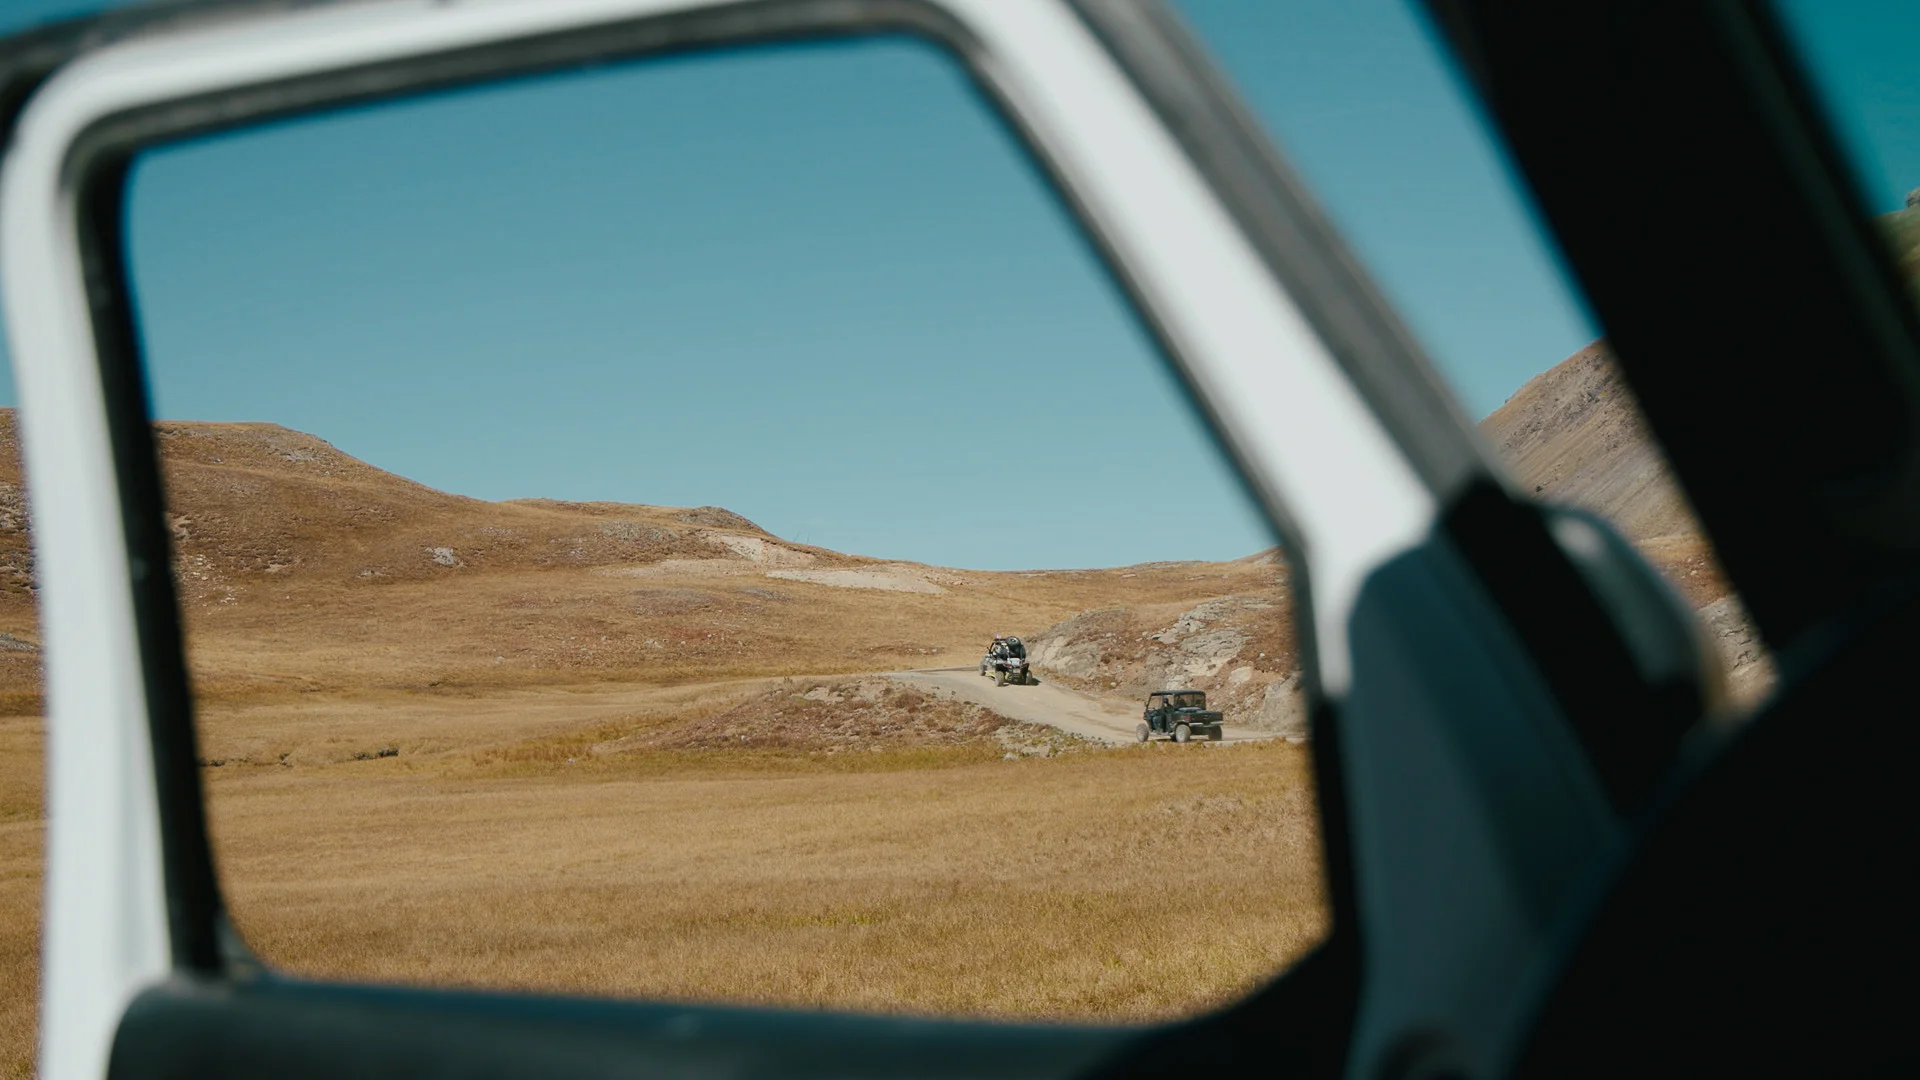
[1027,608,1134,685]
[1480,342,1697,542]
[1481,344,1777,708]
[1253,674,1308,740]
[1695,594,1774,709]
[677,506,762,531]
[1029,591,1303,738]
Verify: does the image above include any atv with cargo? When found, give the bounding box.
[1138,690,1224,743]
[979,634,1033,686]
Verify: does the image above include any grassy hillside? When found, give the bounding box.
[0,411,1295,707]
[0,339,1789,1074]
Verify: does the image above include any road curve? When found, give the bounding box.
[886,668,1277,746]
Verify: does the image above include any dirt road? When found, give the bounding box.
[887,668,1278,746]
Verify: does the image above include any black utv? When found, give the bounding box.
[1138,690,1224,743]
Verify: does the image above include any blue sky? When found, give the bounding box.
[1775,1,1920,213]
[0,1,1609,569]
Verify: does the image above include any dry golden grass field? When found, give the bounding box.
[0,409,1326,1078]
[0,343,1776,1076]
[0,678,1327,1079]
[0,708,39,1080]
[209,713,1326,1019]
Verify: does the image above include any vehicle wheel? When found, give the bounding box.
[1208,725,1223,741]
[995,670,1006,686]
[1136,723,1150,743]
[1174,723,1191,743]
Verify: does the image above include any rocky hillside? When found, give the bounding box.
[0,419,36,712]
[1484,342,1772,703]
[1028,569,1306,741]
[1026,343,1776,727]
[1479,342,1696,541]
[149,420,832,589]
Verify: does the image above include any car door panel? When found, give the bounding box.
[1340,530,1621,1078]
[1420,2,1920,1074]
[109,977,1135,1080]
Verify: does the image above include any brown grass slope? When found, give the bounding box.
[0,410,1287,708]
[208,739,1325,1024]
[1481,341,1696,542]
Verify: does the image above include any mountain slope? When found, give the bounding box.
[1480,341,1697,542]
[0,411,1288,706]
[0,343,1772,720]
[1481,341,1771,701]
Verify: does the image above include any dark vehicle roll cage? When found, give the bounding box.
[1147,691,1206,710]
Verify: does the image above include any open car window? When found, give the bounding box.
[0,2,1451,1076]
[118,28,1329,1022]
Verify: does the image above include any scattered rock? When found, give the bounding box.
[707,533,817,567]
[600,679,1036,753]
[426,547,462,568]
[1480,343,1696,549]
[677,506,761,531]
[1153,597,1271,645]
[1178,628,1251,678]
[1696,594,1776,706]
[766,567,943,594]
[1252,673,1308,740]
[0,481,27,533]
[1028,609,1130,682]
[601,520,678,543]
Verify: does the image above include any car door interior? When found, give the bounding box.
[0,2,1787,1080]
[1421,2,1920,1076]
